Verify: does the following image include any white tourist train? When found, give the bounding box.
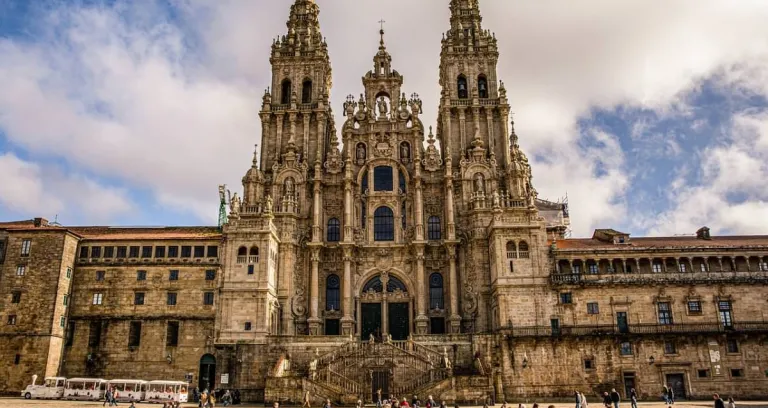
[21,375,66,400]
[20,375,189,402]
[107,379,148,402]
[63,378,108,400]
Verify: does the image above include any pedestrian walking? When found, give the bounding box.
[610,388,621,408]
[575,390,583,408]
[630,388,638,408]
[581,392,588,408]
[104,388,113,407]
[668,385,675,405]
[728,397,736,408]
[602,392,611,408]
[714,394,726,408]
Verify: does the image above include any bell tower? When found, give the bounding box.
[259,0,335,175]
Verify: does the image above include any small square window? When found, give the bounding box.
[588,264,598,274]
[134,292,145,306]
[203,292,214,305]
[559,293,573,304]
[168,246,179,258]
[205,270,216,281]
[20,239,31,256]
[620,342,633,356]
[679,263,687,273]
[141,246,153,258]
[91,246,102,258]
[60,316,66,328]
[92,293,103,305]
[128,246,139,258]
[698,369,710,378]
[244,322,252,331]
[167,292,177,306]
[727,339,739,354]
[652,263,662,273]
[137,270,147,281]
[116,246,127,258]
[16,265,26,276]
[169,270,179,281]
[207,246,219,258]
[104,246,115,258]
[664,341,677,355]
[79,247,89,259]
[96,271,105,281]
[194,246,205,258]
[731,368,744,378]
[584,359,594,370]
[688,301,702,314]
[66,267,71,279]
[8,315,17,325]
[181,246,192,258]
[587,302,599,315]
[14,354,20,365]
[248,265,255,275]
[11,291,21,303]
[155,246,166,258]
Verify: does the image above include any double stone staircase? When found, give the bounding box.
[308,339,452,403]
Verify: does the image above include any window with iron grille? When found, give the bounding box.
[128,321,142,347]
[327,218,341,242]
[373,207,395,241]
[658,302,673,325]
[428,216,441,240]
[587,302,599,315]
[166,321,179,346]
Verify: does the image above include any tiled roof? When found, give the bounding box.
[71,226,222,241]
[555,235,768,250]
[0,219,38,229]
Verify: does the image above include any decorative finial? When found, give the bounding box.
[253,144,259,167]
[378,19,386,47]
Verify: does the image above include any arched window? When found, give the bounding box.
[249,246,259,262]
[429,273,444,310]
[374,166,393,191]
[518,241,530,258]
[457,75,468,99]
[374,207,395,241]
[386,276,407,292]
[428,216,441,240]
[327,218,340,242]
[281,79,292,105]
[363,276,383,293]
[478,75,488,98]
[238,247,247,256]
[325,274,340,311]
[506,241,517,259]
[302,79,312,104]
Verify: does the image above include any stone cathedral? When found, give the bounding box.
[2,0,768,403]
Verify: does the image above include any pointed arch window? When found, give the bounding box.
[518,241,530,258]
[457,75,468,99]
[478,75,488,98]
[302,79,312,104]
[327,218,341,242]
[374,207,395,241]
[429,273,444,309]
[326,274,340,311]
[428,216,441,240]
[281,79,292,105]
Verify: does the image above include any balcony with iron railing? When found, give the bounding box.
[500,321,768,338]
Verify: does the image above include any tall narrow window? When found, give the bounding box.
[374,207,395,241]
[128,246,139,258]
[20,239,31,256]
[374,166,394,191]
[166,321,179,347]
[478,75,488,98]
[281,79,292,104]
[134,292,145,305]
[249,247,259,263]
[65,322,76,346]
[457,75,468,99]
[428,216,442,240]
[429,273,444,310]
[327,218,341,242]
[128,321,142,347]
[719,301,733,327]
[361,170,369,193]
[326,274,340,311]
[88,322,102,347]
[518,241,530,258]
[658,302,673,325]
[302,79,312,104]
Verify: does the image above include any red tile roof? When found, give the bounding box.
[555,235,768,250]
[1,220,221,240]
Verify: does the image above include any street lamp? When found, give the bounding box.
[648,356,655,365]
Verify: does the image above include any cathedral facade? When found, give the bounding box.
[1,0,768,403]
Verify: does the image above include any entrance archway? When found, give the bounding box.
[199,354,216,391]
[359,274,410,341]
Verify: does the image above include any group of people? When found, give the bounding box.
[373,394,448,408]
[192,387,242,407]
[569,386,737,408]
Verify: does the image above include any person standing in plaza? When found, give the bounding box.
[302,391,312,408]
[104,388,113,407]
[630,388,638,408]
[610,388,620,408]
[714,394,726,408]
[581,391,588,408]
[602,391,611,408]
[575,390,583,408]
[728,397,736,408]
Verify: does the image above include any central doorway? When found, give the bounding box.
[388,303,409,340]
[665,373,687,399]
[371,370,390,402]
[362,303,382,341]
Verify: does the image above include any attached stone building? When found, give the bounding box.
[2,0,767,402]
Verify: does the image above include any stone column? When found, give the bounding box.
[414,179,424,241]
[308,248,321,335]
[312,170,322,242]
[356,298,362,337]
[275,113,284,159]
[447,245,461,334]
[415,247,428,334]
[381,274,389,337]
[341,247,354,336]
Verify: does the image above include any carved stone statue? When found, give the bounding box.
[266,195,274,213]
[369,333,375,344]
[442,347,452,369]
[400,142,410,161]
[230,193,241,214]
[357,143,367,162]
[377,96,388,117]
[474,173,485,194]
[492,190,500,208]
[284,177,295,196]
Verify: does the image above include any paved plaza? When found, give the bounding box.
[4,401,768,408]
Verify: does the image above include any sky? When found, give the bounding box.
[1,0,767,238]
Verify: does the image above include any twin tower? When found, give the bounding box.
[219,0,559,342]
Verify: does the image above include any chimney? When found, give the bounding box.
[33,218,48,228]
[696,226,711,240]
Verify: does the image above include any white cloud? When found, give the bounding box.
[0,0,767,235]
